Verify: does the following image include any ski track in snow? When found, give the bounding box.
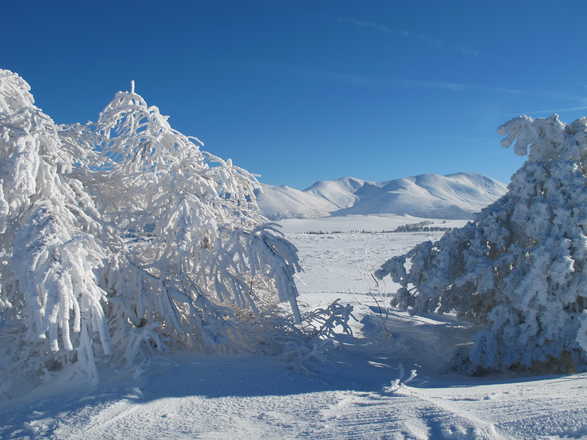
[2,215,587,439]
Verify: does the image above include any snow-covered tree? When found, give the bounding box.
[79,83,301,360]
[0,70,302,396]
[0,70,109,390]
[376,114,587,373]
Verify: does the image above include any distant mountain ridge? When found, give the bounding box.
[255,173,507,220]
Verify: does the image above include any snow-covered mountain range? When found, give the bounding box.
[256,173,507,220]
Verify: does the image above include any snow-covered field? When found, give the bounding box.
[2,214,587,439]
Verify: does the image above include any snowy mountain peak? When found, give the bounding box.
[305,176,368,192]
[257,173,507,220]
[303,176,369,210]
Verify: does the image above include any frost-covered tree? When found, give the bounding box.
[0,70,109,390]
[376,114,587,373]
[78,83,301,360]
[0,70,302,396]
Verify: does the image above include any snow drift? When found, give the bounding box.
[256,173,507,220]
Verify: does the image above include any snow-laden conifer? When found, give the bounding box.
[376,114,587,372]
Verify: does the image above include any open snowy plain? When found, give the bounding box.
[2,214,586,439]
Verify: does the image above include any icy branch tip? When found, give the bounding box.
[130,80,135,94]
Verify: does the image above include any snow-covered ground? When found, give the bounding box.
[2,214,587,439]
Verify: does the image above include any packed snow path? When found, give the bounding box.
[2,215,586,439]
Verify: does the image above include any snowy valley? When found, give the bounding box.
[2,214,586,439]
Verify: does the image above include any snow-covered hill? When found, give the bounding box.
[256,173,507,220]
[305,176,366,209]
[253,185,339,220]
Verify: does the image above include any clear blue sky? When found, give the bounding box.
[4,1,587,188]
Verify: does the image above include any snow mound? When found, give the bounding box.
[257,173,507,220]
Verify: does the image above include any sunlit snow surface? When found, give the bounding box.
[257,174,507,220]
[2,214,587,439]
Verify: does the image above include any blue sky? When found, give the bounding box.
[4,1,587,187]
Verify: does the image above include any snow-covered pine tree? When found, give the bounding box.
[0,70,302,396]
[376,114,587,373]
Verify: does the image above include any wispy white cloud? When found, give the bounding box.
[295,67,467,92]
[289,67,374,88]
[338,18,480,57]
[491,87,524,95]
[317,71,374,88]
[506,89,587,115]
[400,79,466,92]
[339,18,394,35]
[290,66,587,106]
[522,105,587,115]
